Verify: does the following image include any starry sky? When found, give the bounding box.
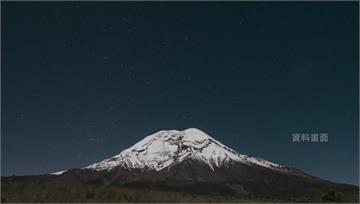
[2,2,358,185]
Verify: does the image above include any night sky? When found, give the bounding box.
[2,2,358,185]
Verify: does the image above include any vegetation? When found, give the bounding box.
[1,179,357,203]
[322,191,343,202]
[0,180,286,203]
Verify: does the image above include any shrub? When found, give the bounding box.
[322,191,343,202]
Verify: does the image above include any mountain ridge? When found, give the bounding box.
[54,128,288,175]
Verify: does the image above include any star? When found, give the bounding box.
[17,113,25,118]
[62,39,68,48]
[32,42,40,49]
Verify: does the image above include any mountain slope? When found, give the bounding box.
[51,128,333,185]
[81,128,284,173]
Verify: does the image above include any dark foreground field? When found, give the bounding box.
[1,178,358,203]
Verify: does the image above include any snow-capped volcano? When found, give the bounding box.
[48,128,346,201]
[84,128,282,172]
[12,128,359,202]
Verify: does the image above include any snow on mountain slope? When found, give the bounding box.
[83,128,283,172]
[51,170,68,175]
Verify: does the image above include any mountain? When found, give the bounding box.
[2,128,359,203]
[81,128,284,172]
[51,128,325,181]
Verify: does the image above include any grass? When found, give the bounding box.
[1,179,357,203]
[1,180,294,203]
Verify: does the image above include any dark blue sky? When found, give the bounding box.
[2,2,358,185]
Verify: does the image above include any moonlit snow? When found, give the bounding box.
[82,128,282,173]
